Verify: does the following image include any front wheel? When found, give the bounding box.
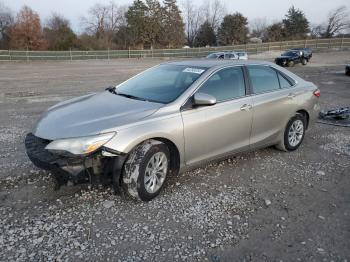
[122,140,170,201]
[276,114,306,151]
[301,58,307,65]
[287,60,294,67]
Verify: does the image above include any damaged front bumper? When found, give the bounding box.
[24,133,127,192]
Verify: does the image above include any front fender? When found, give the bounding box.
[103,114,185,166]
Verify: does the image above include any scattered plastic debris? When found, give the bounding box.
[318,107,350,127]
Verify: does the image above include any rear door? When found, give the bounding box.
[247,65,297,147]
[181,66,253,165]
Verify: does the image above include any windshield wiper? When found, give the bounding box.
[116,92,148,102]
[106,87,144,101]
[109,88,164,104]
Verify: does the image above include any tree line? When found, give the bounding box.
[0,0,349,51]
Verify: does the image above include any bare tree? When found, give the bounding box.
[310,24,323,38]
[46,13,70,31]
[181,0,203,46]
[249,17,268,38]
[323,6,350,37]
[44,13,76,50]
[81,1,127,48]
[0,1,13,48]
[201,0,226,32]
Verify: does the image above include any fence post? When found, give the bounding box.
[26,46,29,62]
[328,38,331,49]
[70,48,72,61]
[9,49,11,61]
[128,47,130,59]
[151,46,153,58]
[304,39,307,48]
[340,36,344,49]
[108,48,110,60]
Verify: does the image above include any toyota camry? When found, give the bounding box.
[25,60,320,201]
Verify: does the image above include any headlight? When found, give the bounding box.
[45,132,115,155]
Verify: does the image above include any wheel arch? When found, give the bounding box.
[152,137,180,175]
[109,135,182,175]
[296,109,310,129]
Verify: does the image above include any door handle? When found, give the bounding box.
[240,104,252,111]
[287,93,296,99]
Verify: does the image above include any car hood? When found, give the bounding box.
[276,55,293,59]
[33,91,162,140]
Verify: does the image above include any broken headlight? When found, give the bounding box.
[45,132,116,155]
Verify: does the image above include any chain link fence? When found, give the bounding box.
[0,38,349,61]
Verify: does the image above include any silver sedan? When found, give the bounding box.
[25,60,320,201]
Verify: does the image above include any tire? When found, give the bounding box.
[122,140,170,201]
[287,60,294,67]
[301,58,307,65]
[276,114,306,152]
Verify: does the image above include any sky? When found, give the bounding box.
[3,0,350,33]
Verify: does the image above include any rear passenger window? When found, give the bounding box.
[277,73,293,88]
[198,67,245,102]
[247,66,280,94]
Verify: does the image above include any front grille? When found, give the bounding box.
[25,133,61,170]
[275,59,286,66]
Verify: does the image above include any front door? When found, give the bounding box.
[181,66,253,165]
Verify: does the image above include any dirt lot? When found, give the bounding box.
[0,51,349,262]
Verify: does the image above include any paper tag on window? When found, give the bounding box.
[183,68,205,74]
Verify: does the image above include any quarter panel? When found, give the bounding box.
[250,88,299,147]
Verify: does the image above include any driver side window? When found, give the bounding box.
[197,67,246,102]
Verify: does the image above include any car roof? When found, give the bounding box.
[208,52,232,55]
[165,59,276,68]
[290,47,310,50]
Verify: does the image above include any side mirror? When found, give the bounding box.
[193,92,216,107]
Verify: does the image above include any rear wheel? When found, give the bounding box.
[287,60,294,67]
[276,114,306,151]
[122,140,170,201]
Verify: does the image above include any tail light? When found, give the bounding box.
[313,89,320,97]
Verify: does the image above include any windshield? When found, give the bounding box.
[115,64,207,104]
[282,51,297,56]
[206,53,219,59]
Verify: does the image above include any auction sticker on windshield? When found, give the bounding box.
[183,68,205,74]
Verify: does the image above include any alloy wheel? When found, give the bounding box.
[288,119,304,147]
[144,152,168,194]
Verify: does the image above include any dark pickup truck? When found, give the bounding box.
[275,48,312,67]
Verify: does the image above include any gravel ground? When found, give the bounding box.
[0,51,349,261]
